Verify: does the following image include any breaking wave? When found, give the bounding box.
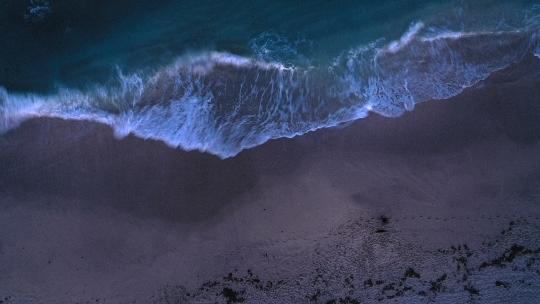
[1,12,540,158]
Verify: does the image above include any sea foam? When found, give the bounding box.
[2,8,540,158]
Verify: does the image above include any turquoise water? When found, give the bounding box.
[1,0,540,157]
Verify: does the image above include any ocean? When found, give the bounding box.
[1,0,540,303]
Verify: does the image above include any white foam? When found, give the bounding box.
[386,22,425,53]
[24,0,51,21]
[249,31,315,68]
[420,29,526,42]
[2,20,539,158]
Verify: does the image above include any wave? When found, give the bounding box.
[1,12,540,158]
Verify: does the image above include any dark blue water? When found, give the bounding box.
[1,0,540,157]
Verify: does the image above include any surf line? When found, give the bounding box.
[1,26,539,158]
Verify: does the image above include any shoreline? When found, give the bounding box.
[1,57,540,302]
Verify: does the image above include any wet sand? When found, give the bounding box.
[1,58,540,302]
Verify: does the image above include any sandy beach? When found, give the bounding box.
[1,58,540,303]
